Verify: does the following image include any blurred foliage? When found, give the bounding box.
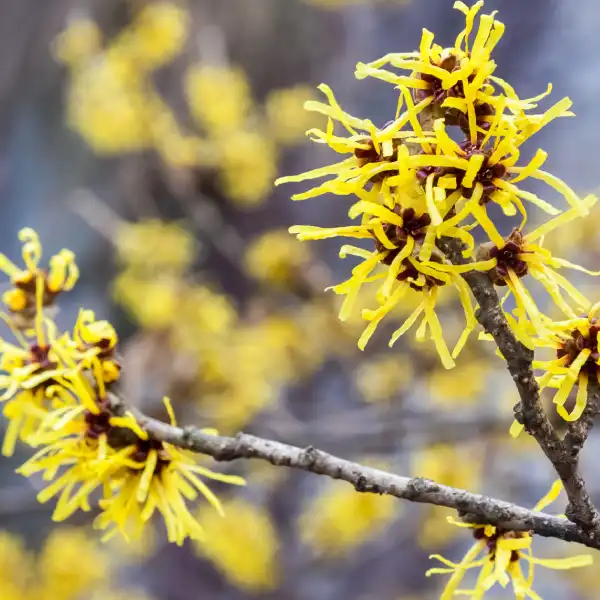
[0,527,151,600]
[193,497,279,592]
[56,3,318,208]
[299,463,399,557]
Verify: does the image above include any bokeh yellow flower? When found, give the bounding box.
[112,2,189,70]
[115,220,197,275]
[427,482,592,599]
[185,64,253,136]
[36,527,108,599]
[265,84,318,144]
[355,355,414,403]
[299,461,398,557]
[245,229,311,288]
[194,497,279,592]
[53,17,102,66]
[217,130,277,206]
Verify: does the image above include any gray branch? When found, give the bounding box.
[108,395,600,549]
[437,236,600,530]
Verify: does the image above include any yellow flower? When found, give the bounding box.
[0,229,245,551]
[36,527,108,598]
[65,51,155,153]
[356,1,562,148]
[355,2,505,122]
[0,307,120,458]
[416,105,583,249]
[185,65,253,136]
[277,80,505,367]
[508,307,600,437]
[0,228,78,317]
[94,399,245,545]
[299,460,398,557]
[112,2,189,70]
[428,358,489,405]
[14,345,144,518]
[355,355,414,403]
[426,481,592,599]
[265,84,318,144]
[20,433,123,520]
[114,271,182,329]
[0,230,86,455]
[114,219,196,275]
[245,229,311,288]
[193,498,279,592]
[291,205,492,367]
[0,531,31,595]
[275,83,432,201]
[354,1,584,245]
[481,197,599,344]
[70,309,121,384]
[53,18,102,66]
[285,0,584,253]
[217,130,276,206]
[17,378,138,520]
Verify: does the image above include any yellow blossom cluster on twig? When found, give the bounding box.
[278,1,598,370]
[276,0,600,597]
[0,229,244,545]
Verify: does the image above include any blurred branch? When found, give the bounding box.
[259,405,512,448]
[109,392,600,550]
[437,236,600,530]
[70,188,123,239]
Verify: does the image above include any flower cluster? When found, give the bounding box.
[427,482,592,599]
[277,1,599,597]
[55,3,316,207]
[0,228,244,545]
[0,526,153,600]
[515,307,600,434]
[278,0,597,371]
[111,216,353,434]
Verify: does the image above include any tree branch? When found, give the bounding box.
[108,394,600,549]
[437,236,600,530]
[564,377,600,456]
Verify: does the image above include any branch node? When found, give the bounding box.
[181,425,196,448]
[300,445,319,468]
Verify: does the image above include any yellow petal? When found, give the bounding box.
[533,479,562,512]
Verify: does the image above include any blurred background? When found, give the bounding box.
[0,0,600,598]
